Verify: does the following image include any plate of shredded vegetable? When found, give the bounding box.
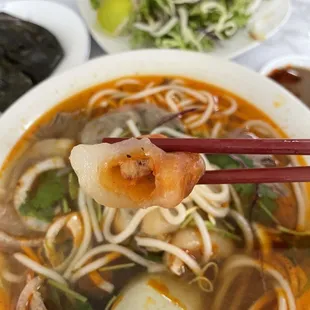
[77,0,291,57]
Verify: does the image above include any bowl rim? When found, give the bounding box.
[1,49,310,167]
[260,55,310,76]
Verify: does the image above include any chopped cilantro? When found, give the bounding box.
[19,170,67,222]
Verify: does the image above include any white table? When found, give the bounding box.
[3,0,310,71]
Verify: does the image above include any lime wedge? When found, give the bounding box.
[97,0,133,35]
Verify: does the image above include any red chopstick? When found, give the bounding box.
[198,166,310,184]
[102,137,310,184]
[102,138,310,155]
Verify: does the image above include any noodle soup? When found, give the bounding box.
[0,75,309,310]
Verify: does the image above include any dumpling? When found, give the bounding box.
[69,138,205,209]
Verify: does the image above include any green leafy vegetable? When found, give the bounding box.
[19,170,67,222]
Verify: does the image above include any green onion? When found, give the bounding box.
[48,279,88,303]
[95,201,102,222]
[278,226,310,236]
[99,263,135,272]
[68,173,79,201]
[62,198,70,214]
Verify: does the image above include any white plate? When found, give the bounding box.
[1,0,90,75]
[76,0,291,58]
[260,55,310,76]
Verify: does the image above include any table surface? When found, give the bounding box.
[3,0,310,72]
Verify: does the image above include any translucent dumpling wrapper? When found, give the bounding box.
[70,138,205,209]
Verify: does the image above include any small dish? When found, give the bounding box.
[260,55,310,76]
[1,0,91,75]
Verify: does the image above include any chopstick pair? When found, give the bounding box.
[102,138,310,184]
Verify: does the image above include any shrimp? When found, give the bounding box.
[70,137,205,209]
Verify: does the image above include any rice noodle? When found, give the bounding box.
[211,122,222,138]
[185,92,215,128]
[2,269,25,283]
[135,236,201,275]
[165,90,180,112]
[64,190,92,279]
[125,85,207,103]
[219,96,238,116]
[243,120,281,138]
[151,126,191,138]
[229,210,253,253]
[220,256,296,310]
[159,204,186,225]
[0,230,43,250]
[44,213,83,272]
[276,288,288,310]
[103,206,158,244]
[87,89,117,113]
[14,157,66,209]
[190,186,230,218]
[229,185,243,215]
[192,211,212,263]
[14,253,67,285]
[126,119,141,137]
[16,276,42,310]
[87,196,103,243]
[115,79,141,87]
[292,182,306,230]
[71,253,120,283]
[74,244,164,273]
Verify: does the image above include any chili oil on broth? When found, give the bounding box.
[0,75,309,310]
[2,75,285,171]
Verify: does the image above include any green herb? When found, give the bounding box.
[19,170,67,222]
[48,279,88,303]
[62,198,70,214]
[68,172,79,201]
[90,0,100,10]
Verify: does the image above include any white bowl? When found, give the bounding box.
[1,49,310,168]
[260,55,310,76]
